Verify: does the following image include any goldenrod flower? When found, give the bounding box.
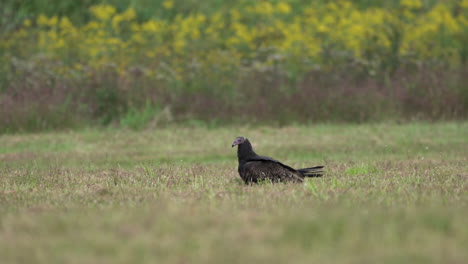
[400,0,423,9]
[276,2,291,14]
[142,20,162,32]
[37,14,49,26]
[163,0,174,9]
[7,1,466,77]
[59,17,73,30]
[90,4,116,21]
[121,8,136,20]
[48,16,58,26]
[23,19,31,27]
[461,0,468,8]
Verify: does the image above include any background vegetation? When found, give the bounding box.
[1,123,467,263]
[1,0,467,133]
[2,2,466,262]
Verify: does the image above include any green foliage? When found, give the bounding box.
[94,82,125,125]
[120,102,160,129]
[0,0,467,133]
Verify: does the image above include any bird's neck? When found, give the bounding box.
[237,139,257,161]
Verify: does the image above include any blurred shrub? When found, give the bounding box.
[0,0,467,132]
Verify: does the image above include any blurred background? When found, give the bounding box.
[1,0,467,133]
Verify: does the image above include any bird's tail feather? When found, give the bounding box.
[298,166,324,177]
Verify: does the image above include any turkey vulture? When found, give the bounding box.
[232,136,324,184]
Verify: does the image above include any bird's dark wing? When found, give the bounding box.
[241,159,303,183]
[246,155,298,173]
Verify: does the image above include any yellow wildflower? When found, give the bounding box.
[462,0,468,8]
[84,21,100,31]
[90,4,116,21]
[163,0,174,9]
[74,64,83,71]
[131,33,145,44]
[131,22,140,32]
[108,38,121,45]
[230,9,241,21]
[111,8,136,32]
[59,17,73,30]
[121,8,136,20]
[400,0,423,9]
[23,19,31,27]
[55,38,65,49]
[276,2,291,14]
[145,51,156,58]
[48,16,58,26]
[253,2,273,15]
[142,20,162,32]
[47,30,56,39]
[438,6,460,33]
[112,15,123,31]
[37,14,49,26]
[173,38,186,53]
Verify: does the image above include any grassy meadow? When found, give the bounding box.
[1,0,467,132]
[1,122,467,263]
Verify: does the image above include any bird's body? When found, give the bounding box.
[232,136,324,184]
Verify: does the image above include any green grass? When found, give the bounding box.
[0,122,467,263]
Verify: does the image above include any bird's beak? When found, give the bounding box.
[232,144,235,148]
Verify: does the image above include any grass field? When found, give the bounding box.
[0,122,467,263]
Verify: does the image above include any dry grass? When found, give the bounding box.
[0,123,467,263]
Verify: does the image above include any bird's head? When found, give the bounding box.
[232,136,246,147]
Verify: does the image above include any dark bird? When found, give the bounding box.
[232,136,324,184]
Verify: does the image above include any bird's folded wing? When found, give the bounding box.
[244,160,304,182]
[245,155,297,172]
